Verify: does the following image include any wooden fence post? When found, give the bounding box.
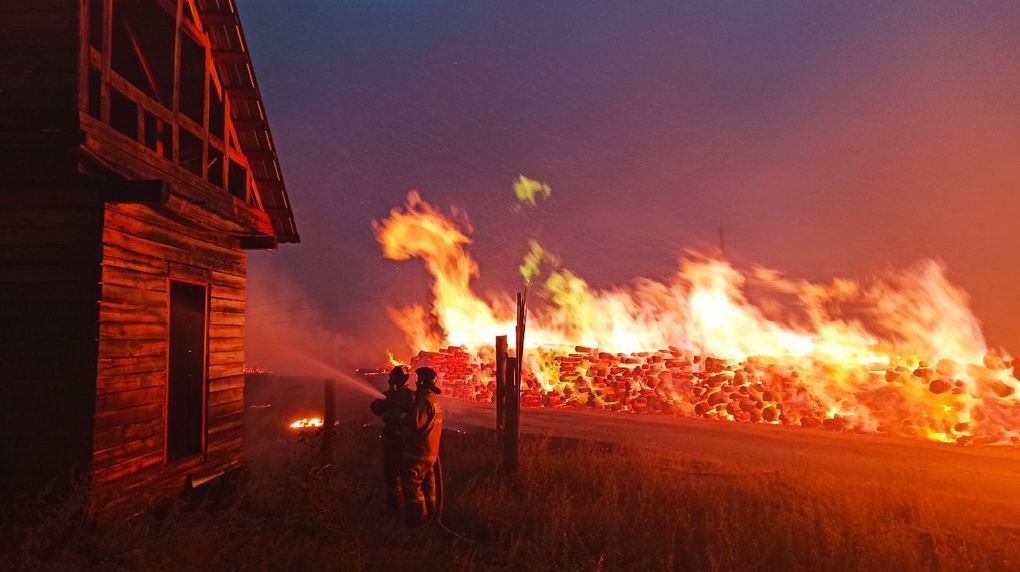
[322,378,336,459]
[495,334,508,439]
[504,356,519,474]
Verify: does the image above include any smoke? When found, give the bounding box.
[245,266,382,399]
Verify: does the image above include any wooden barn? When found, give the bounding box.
[0,0,299,515]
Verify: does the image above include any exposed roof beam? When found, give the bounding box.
[230,118,267,131]
[226,87,259,100]
[243,150,277,162]
[212,50,248,65]
[237,235,278,250]
[100,180,171,205]
[199,11,238,27]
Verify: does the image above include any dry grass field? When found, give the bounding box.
[4,379,1020,571]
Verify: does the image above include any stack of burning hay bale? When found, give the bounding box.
[409,345,1020,444]
[411,346,496,403]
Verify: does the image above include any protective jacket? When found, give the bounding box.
[405,391,442,460]
[379,386,414,446]
[401,389,443,525]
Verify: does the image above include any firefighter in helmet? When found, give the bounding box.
[401,366,444,526]
[370,365,415,511]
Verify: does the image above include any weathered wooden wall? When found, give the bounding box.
[0,0,276,514]
[0,0,80,182]
[0,189,104,504]
[92,194,246,514]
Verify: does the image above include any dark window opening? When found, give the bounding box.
[207,145,224,188]
[209,81,224,140]
[88,68,102,119]
[179,128,203,176]
[179,33,206,124]
[227,159,247,200]
[110,89,138,140]
[88,0,103,51]
[167,281,207,462]
[143,112,172,159]
[111,0,175,106]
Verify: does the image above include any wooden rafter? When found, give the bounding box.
[121,18,164,103]
[75,0,296,242]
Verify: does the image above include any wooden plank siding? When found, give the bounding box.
[0,188,104,504]
[91,195,248,513]
[0,0,80,185]
[1,0,296,516]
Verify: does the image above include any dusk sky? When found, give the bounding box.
[237,1,1020,370]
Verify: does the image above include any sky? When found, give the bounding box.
[237,1,1020,372]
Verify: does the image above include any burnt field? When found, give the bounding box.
[6,375,1020,571]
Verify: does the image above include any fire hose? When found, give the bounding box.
[431,454,476,543]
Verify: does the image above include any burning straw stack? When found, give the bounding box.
[409,345,1020,444]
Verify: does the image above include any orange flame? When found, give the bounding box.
[289,417,323,429]
[375,192,1019,445]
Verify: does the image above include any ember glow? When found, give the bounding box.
[289,417,324,429]
[374,192,1020,445]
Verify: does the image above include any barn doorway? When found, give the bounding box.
[167,280,208,462]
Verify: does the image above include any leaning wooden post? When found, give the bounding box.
[495,335,508,439]
[322,378,336,459]
[503,291,527,474]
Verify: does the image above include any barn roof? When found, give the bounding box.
[194,0,299,244]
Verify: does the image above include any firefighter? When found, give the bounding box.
[401,366,444,526]
[369,365,415,511]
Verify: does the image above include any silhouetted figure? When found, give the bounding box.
[370,365,414,511]
[401,366,443,526]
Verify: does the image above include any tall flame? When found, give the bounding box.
[374,192,1019,444]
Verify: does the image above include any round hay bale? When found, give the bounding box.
[983,353,1007,370]
[822,416,848,431]
[800,416,821,429]
[984,378,1017,398]
[707,390,725,406]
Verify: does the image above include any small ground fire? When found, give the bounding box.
[377,192,1020,446]
[289,418,324,429]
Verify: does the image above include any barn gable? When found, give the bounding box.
[0,0,298,515]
